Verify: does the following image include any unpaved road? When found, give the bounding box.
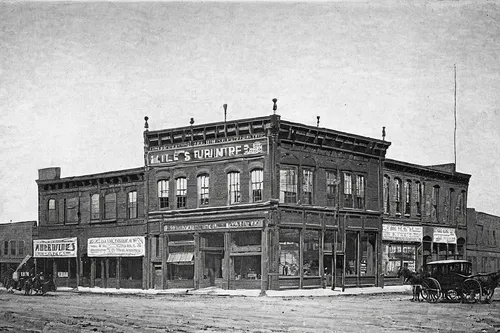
[1,289,499,332]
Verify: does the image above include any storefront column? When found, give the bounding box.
[105,258,109,289]
[260,227,269,295]
[162,234,168,289]
[75,257,80,287]
[319,230,325,288]
[67,258,71,287]
[90,258,95,288]
[299,228,304,289]
[194,232,201,289]
[101,259,106,288]
[116,257,121,289]
[142,236,148,290]
[224,232,231,290]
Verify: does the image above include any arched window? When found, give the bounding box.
[104,193,116,220]
[128,191,137,218]
[383,175,390,214]
[395,178,402,214]
[404,180,411,215]
[48,199,57,224]
[197,174,209,206]
[279,166,297,204]
[415,182,422,216]
[176,178,187,208]
[158,180,169,209]
[227,172,241,204]
[250,169,263,202]
[432,185,440,222]
[302,169,314,204]
[18,240,25,256]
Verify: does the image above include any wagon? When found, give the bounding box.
[420,259,500,303]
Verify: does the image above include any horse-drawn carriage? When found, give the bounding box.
[399,259,500,304]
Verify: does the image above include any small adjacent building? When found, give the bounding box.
[0,220,35,281]
[467,208,500,274]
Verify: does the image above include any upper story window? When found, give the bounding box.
[197,174,210,206]
[250,169,263,202]
[279,167,297,204]
[302,169,314,205]
[128,191,138,218]
[404,180,411,215]
[65,197,79,223]
[326,171,338,207]
[3,241,8,255]
[395,178,402,214]
[18,240,24,256]
[343,172,353,208]
[227,172,241,204]
[91,194,100,220]
[456,190,466,216]
[355,175,365,209]
[48,199,57,224]
[383,175,390,214]
[10,240,16,255]
[176,178,187,208]
[104,193,117,220]
[449,188,455,223]
[158,180,169,209]
[432,185,440,222]
[415,182,423,216]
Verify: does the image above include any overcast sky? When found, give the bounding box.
[1,1,499,222]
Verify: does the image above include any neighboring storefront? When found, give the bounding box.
[381,223,423,276]
[33,237,78,287]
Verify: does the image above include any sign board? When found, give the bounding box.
[382,224,423,242]
[34,238,77,258]
[433,227,457,244]
[148,136,267,166]
[88,236,145,257]
[165,219,264,232]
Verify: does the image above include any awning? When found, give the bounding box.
[167,252,194,264]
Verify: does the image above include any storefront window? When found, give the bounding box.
[121,257,142,280]
[167,234,194,280]
[345,232,357,276]
[382,244,416,276]
[303,230,320,276]
[361,233,376,276]
[233,256,261,280]
[279,229,300,276]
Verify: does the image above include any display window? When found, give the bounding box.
[382,243,417,275]
[233,256,261,280]
[345,232,358,276]
[303,230,320,276]
[279,229,300,276]
[231,231,262,280]
[167,233,194,280]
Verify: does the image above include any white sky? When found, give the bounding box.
[1,1,499,222]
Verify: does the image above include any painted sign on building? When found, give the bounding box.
[148,137,267,166]
[88,236,145,257]
[382,224,423,242]
[165,219,264,232]
[433,227,457,244]
[33,238,77,258]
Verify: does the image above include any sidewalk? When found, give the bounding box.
[72,285,412,297]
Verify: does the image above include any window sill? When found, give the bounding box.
[90,219,117,224]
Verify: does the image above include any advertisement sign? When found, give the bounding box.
[88,236,145,257]
[433,227,457,244]
[148,136,267,166]
[34,238,77,258]
[165,219,263,232]
[382,224,423,242]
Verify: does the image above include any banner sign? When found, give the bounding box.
[148,136,267,166]
[88,236,145,257]
[433,227,457,244]
[165,219,264,232]
[382,224,423,242]
[34,238,77,258]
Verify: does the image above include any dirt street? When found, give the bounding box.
[0,289,499,333]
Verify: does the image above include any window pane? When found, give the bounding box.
[197,175,209,206]
[251,169,263,202]
[176,178,187,208]
[279,229,300,276]
[279,167,297,204]
[355,175,365,209]
[302,169,313,204]
[158,180,169,209]
[343,172,353,208]
[105,193,116,219]
[128,191,137,218]
[227,172,240,204]
[91,194,100,220]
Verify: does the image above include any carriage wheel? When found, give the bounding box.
[421,277,442,303]
[462,279,482,304]
[445,289,460,302]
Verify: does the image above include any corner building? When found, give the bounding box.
[144,114,391,290]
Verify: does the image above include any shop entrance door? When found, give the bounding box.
[204,251,223,287]
[153,265,162,289]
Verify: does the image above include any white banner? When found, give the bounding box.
[382,224,423,242]
[88,236,145,257]
[433,227,457,244]
[34,238,77,258]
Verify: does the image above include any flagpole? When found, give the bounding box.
[454,64,457,168]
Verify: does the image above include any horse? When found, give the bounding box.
[476,270,500,303]
[397,267,425,302]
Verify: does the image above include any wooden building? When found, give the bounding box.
[382,159,470,285]
[144,107,391,291]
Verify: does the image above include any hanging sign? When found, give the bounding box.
[433,227,457,244]
[88,236,145,257]
[382,224,423,242]
[34,238,77,258]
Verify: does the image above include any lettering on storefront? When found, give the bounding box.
[88,236,145,257]
[148,138,267,166]
[433,227,457,244]
[165,220,264,232]
[33,238,77,258]
[382,224,423,242]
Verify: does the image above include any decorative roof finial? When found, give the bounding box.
[223,104,227,123]
[317,116,320,128]
[190,117,194,126]
[382,126,386,141]
[144,116,149,130]
[272,98,277,114]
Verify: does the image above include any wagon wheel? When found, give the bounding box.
[445,289,461,302]
[462,279,482,304]
[421,277,442,303]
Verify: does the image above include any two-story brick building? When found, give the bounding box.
[0,220,35,282]
[382,159,471,284]
[143,107,391,291]
[467,208,500,274]
[34,167,147,289]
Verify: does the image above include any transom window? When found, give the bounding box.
[250,169,263,202]
[227,172,241,204]
[128,191,137,218]
[197,174,210,206]
[302,169,314,205]
[279,167,297,204]
[176,178,187,208]
[158,180,169,209]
